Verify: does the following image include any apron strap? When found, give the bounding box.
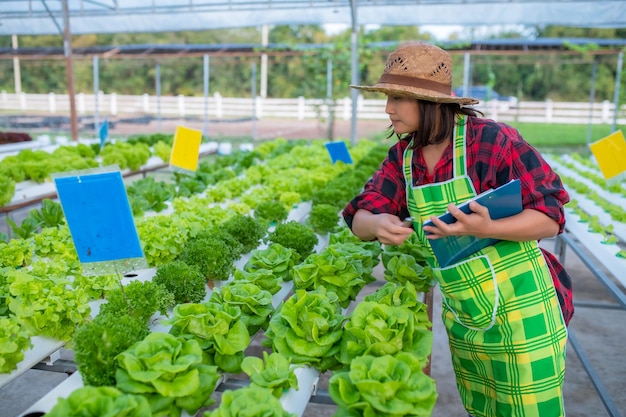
[453,115,467,178]
[403,116,468,183]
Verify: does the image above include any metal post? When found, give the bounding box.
[586,57,598,147]
[260,25,269,98]
[568,331,624,417]
[349,0,359,146]
[251,62,257,141]
[12,35,22,94]
[463,52,471,97]
[155,63,161,132]
[326,58,334,141]
[612,51,623,132]
[61,0,79,141]
[203,54,210,138]
[93,56,100,135]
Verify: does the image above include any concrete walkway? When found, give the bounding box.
[300,237,626,417]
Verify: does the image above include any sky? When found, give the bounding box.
[323,23,533,40]
[323,23,465,39]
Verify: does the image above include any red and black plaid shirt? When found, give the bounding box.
[343,116,574,325]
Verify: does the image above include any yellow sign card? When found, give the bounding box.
[589,130,626,180]
[170,126,202,173]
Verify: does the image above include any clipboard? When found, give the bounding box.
[423,179,523,267]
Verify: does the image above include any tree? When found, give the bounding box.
[0,26,623,105]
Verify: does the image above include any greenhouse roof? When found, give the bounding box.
[2,38,626,60]
[1,0,625,36]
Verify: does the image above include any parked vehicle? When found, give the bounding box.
[453,85,518,109]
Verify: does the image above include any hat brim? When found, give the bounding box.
[351,83,479,106]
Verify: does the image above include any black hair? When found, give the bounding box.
[387,100,482,149]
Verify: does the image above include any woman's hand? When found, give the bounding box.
[352,210,415,245]
[423,201,492,239]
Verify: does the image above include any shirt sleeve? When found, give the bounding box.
[342,140,410,229]
[489,123,570,233]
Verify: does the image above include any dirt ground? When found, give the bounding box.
[5,115,390,143]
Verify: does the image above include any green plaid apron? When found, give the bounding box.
[403,117,568,417]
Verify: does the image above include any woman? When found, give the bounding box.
[343,41,573,417]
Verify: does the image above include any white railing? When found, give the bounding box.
[0,91,624,125]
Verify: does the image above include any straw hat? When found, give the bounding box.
[351,41,478,105]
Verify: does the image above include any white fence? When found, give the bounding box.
[0,91,625,125]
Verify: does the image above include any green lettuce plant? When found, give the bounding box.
[0,175,15,207]
[383,253,435,293]
[306,203,341,234]
[210,281,274,335]
[232,268,282,295]
[152,260,207,305]
[28,198,66,228]
[74,313,149,387]
[364,281,428,315]
[329,226,382,261]
[292,242,376,308]
[126,176,176,214]
[100,141,151,171]
[243,242,298,282]
[45,385,152,417]
[338,300,432,367]
[32,224,76,260]
[6,216,41,240]
[212,180,249,203]
[0,315,32,373]
[241,351,300,398]
[204,227,245,255]
[71,271,119,301]
[115,332,220,417]
[0,155,26,183]
[329,352,437,417]
[382,233,435,293]
[311,186,353,210]
[0,267,9,315]
[136,214,192,266]
[178,236,238,282]
[253,200,289,224]
[153,140,172,162]
[278,191,301,209]
[203,385,296,417]
[6,269,91,344]
[225,201,253,216]
[0,237,34,268]
[262,287,345,372]
[175,175,208,198]
[99,280,173,324]
[165,301,250,373]
[221,214,267,254]
[127,132,173,147]
[266,220,318,260]
[381,232,431,266]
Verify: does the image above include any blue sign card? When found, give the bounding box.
[325,141,353,164]
[99,118,109,148]
[53,166,147,276]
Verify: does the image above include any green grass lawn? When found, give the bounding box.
[369,122,624,155]
[508,122,624,154]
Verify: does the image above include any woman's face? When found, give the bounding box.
[385,96,420,135]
